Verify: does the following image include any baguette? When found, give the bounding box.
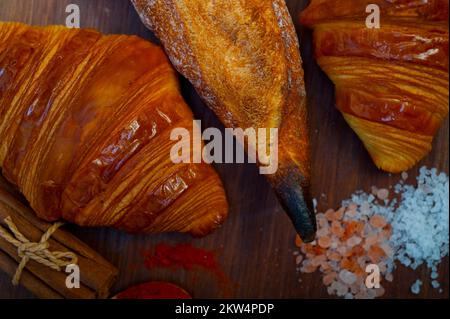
[132,0,317,241]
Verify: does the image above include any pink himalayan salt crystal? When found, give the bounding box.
[346,204,358,218]
[327,251,342,261]
[318,218,329,229]
[376,188,390,201]
[375,286,386,297]
[370,215,388,228]
[346,236,362,247]
[364,235,379,250]
[318,236,332,248]
[331,220,344,236]
[323,272,337,286]
[320,261,331,271]
[377,231,390,243]
[334,207,345,220]
[311,255,327,267]
[336,246,347,256]
[324,209,335,221]
[317,226,330,237]
[380,243,394,258]
[401,171,408,181]
[302,263,318,274]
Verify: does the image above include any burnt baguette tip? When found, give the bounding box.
[274,170,317,243]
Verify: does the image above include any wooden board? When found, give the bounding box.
[0,0,448,299]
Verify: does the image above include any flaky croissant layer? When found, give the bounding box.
[301,0,449,173]
[0,22,228,236]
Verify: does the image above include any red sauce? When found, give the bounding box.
[116,282,191,299]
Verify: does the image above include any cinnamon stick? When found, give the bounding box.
[0,175,118,299]
[0,249,63,299]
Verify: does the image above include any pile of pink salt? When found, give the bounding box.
[294,189,395,299]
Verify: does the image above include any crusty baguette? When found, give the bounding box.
[0,22,228,237]
[132,0,316,241]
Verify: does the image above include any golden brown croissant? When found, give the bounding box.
[0,22,228,236]
[132,0,317,241]
[301,0,449,173]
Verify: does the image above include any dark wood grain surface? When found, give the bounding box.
[0,0,448,299]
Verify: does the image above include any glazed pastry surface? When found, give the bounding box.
[301,0,449,173]
[0,22,228,236]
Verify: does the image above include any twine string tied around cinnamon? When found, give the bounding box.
[0,216,78,285]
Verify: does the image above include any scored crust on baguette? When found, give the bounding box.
[0,22,228,236]
[132,0,317,241]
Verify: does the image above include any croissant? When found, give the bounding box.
[301,0,449,173]
[0,22,228,236]
[132,0,317,241]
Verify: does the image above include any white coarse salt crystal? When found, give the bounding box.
[390,167,449,282]
[350,283,360,294]
[411,280,422,295]
[385,273,394,282]
[360,202,371,215]
[339,270,357,285]
[380,243,394,258]
[335,282,349,297]
[327,285,336,296]
[431,280,440,289]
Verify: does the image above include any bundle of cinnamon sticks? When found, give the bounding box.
[0,175,118,299]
